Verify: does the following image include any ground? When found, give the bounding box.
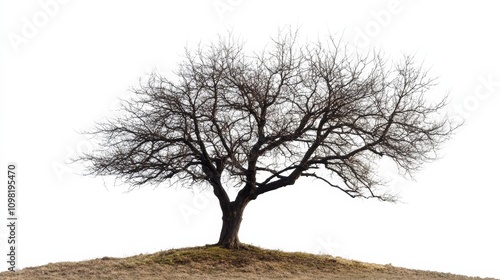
[0,245,496,280]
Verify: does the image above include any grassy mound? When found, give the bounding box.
[0,245,496,279]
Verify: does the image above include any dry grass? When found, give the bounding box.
[0,245,496,280]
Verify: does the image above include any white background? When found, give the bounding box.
[1,0,499,278]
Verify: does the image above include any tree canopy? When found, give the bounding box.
[80,30,457,248]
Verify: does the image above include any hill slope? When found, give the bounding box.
[0,245,496,280]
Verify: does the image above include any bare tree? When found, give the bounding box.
[79,30,457,249]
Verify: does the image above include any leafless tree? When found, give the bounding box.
[79,30,458,249]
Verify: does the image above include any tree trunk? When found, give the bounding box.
[217,202,246,249]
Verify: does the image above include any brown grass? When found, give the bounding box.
[0,245,496,280]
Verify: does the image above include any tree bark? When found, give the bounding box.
[217,202,247,249]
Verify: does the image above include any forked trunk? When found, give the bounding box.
[217,202,246,249]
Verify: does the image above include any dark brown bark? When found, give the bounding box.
[216,201,248,249]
